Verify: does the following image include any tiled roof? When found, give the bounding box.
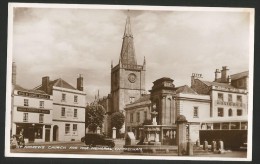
[230,71,249,80]
[175,85,198,94]
[35,78,76,91]
[14,84,47,94]
[215,71,248,82]
[201,81,236,89]
[131,94,150,104]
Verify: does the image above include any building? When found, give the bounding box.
[191,66,248,126]
[11,63,53,143]
[96,16,146,135]
[34,75,86,141]
[110,16,146,114]
[124,94,151,139]
[125,78,210,144]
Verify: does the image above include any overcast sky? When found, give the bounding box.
[12,5,252,102]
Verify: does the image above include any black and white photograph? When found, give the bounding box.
[5,3,254,161]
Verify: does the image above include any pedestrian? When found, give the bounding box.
[18,129,25,148]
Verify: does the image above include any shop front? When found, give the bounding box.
[15,123,51,143]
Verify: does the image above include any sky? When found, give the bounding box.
[12,5,252,102]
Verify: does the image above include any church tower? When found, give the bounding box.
[111,16,146,113]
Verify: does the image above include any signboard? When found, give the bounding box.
[17,107,50,114]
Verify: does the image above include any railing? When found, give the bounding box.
[215,100,246,108]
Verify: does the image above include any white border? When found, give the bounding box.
[5,3,255,161]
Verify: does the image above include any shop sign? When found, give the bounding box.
[17,107,50,114]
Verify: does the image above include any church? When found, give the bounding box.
[97,16,146,135]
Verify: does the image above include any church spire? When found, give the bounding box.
[119,16,137,66]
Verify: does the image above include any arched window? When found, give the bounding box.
[228,108,233,117]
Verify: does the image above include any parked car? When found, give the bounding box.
[81,136,85,142]
[85,133,115,148]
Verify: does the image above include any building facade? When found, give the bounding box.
[11,85,53,143]
[124,78,211,143]
[35,76,86,141]
[110,16,146,114]
[191,66,248,129]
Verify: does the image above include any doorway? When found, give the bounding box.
[53,125,59,141]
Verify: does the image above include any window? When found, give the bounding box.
[24,99,29,106]
[237,95,242,103]
[62,93,66,101]
[230,122,240,129]
[228,94,232,102]
[193,107,199,117]
[130,113,133,123]
[130,97,135,103]
[61,107,65,117]
[74,109,77,118]
[237,109,243,116]
[144,111,147,120]
[39,101,44,108]
[65,124,70,134]
[73,124,77,131]
[23,113,28,122]
[74,95,78,103]
[39,114,44,123]
[228,109,233,117]
[241,122,248,130]
[137,112,140,122]
[218,93,223,101]
[221,123,229,130]
[213,123,220,130]
[218,108,224,117]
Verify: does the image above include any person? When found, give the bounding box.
[18,129,25,148]
[10,135,18,149]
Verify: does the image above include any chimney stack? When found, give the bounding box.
[227,75,231,85]
[214,69,220,81]
[221,66,229,83]
[77,74,83,91]
[12,62,17,85]
[42,76,50,93]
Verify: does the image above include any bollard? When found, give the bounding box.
[211,140,216,152]
[187,140,193,155]
[203,141,208,151]
[196,140,200,147]
[218,140,224,154]
[112,127,116,139]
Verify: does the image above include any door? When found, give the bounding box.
[28,127,35,143]
[45,129,50,142]
[53,125,58,141]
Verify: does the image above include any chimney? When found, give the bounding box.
[227,75,231,85]
[77,74,83,91]
[12,62,17,85]
[214,69,220,81]
[42,76,49,93]
[191,74,195,87]
[221,66,229,83]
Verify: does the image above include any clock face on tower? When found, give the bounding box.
[128,73,136,83]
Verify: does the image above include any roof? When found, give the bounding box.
[230,71,249,80]
[35,78,76,91]
[201,80,236,89]
[175,85,197,94]
[14,84,47,94]
[131,94,150,104]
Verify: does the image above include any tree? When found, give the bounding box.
[85,104,106,132]
[111,112,125,137]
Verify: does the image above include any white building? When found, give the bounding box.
[35,76,86,141]
[191,66,248,130]
[11,85,53,143]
